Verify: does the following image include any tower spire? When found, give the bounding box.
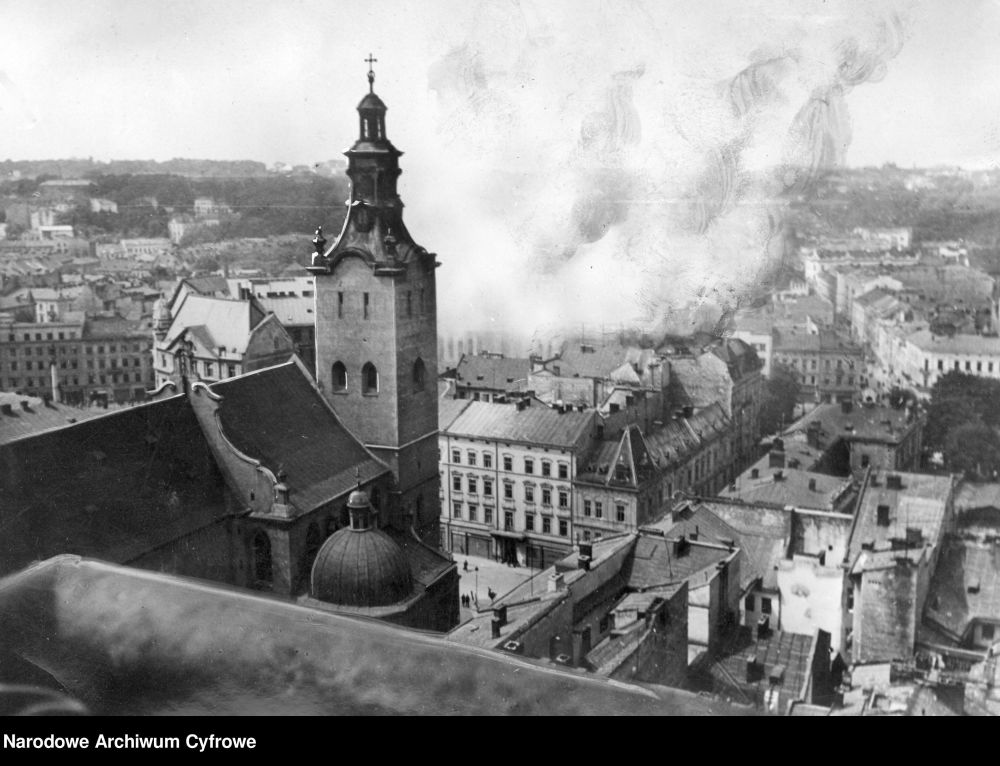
[365,53,378,93]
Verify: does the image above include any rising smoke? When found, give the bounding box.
[407,0,917,347]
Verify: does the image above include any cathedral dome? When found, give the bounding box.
[310,490,413,607]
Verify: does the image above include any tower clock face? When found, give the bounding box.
[355,204,373,232]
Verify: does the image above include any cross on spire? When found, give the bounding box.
[365,53,378,92]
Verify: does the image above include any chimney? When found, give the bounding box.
[0,403,12,416]
[751,468,759,479]
[877,504,891,527]
[548,572,565,592]
[491,618,502,639]
[682,404,694,419]
[746,657,763,683]
[609,403,620,413]
[691,525,699,541]
[20,400,30,412]
[769,449,786,469]
[773,470,784,482]
[272,481,294,519]
[808,478,817,491]
[757,614,771,640]
[886,474,903,490]
[578,542,593,570]
[493,605,508,626]
[673,535,690,557]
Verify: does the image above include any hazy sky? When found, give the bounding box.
[1,0,996,168]
[3,0,998,334]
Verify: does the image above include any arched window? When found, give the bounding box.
[251,531,272,588]
[362,362,379,394]
[331,361,347,392]
[413,358,426,391]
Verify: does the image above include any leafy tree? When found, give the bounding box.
[759,361,800,435]
[925,371,1000,449]
[943,422,1000,480]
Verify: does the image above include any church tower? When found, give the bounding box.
[308,59,441,543]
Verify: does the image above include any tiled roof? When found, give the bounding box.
[166,294,265,355]
[255,295,315,327]
[623,534,733,591]
[454,354,531,390]
[786,402,915,446]
[553,344,654,381]
[669,354,733,412]
[644,403,731,467]
[955,481,1000,512]
[443,400,595,448]
[924,537,1000,641]
[0,393,118,446]
[438,397,472,430]
[0,396,229,576]
[210,362,389,513]
[694,627,813,706]
[724,453,853,512]
[681,499,791,590]
[848,470,954,571]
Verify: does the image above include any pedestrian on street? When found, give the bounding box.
[463,560,469,572]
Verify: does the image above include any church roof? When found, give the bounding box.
[210,362,389,513]
[358,91,387,111]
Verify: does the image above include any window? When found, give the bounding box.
[484,506,493,524]
[982,624,995,641]
[599,615,610,633]
[452,474,462,491]
[337,291,344,318]
[228,364,236,377]
[558,490,568,508]
[504,482,513,500]
[363,292,370,319]
[468,504,477,522]
[595,502,603,519]
[583,500,592,517]
[542,517,551,534]
[503,455,512,471]
[484,479,493,497]
[583,530,591,541]
[467,450,477,466]
[453,502,462,519]
[483,453,492,468]
[745,595,755,612]
[558,463,568,479]
[978,362,983,372]
[362,362,378,394]
[541,461,551,477]
[525,485,535,503]
[937,359,944,371]
[861,454,870,468]
[467,477,477,494]
[616,503,626,522]
[412,358,426,391]
[761,597,772,615]
[558,520,568,537]
[452,449,461,464]
[504,511,514,531]
[966,361,972,371]
[525,514,534,531]
[541,488,551,506]
[524,458,534,474]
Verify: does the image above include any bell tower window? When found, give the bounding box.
[362,362,379,394]
[413,358,426,391]
[331,361,347,392]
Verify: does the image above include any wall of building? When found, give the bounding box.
[791,509,853,564]
[129,516,245,587]
[776,556,846,653]
[608,585,689,689]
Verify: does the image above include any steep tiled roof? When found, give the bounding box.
[924,536,1000,642]
[210,362,389,513]
[165,294,266,354]
[443,400,595,448]
[623,534,733,590]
